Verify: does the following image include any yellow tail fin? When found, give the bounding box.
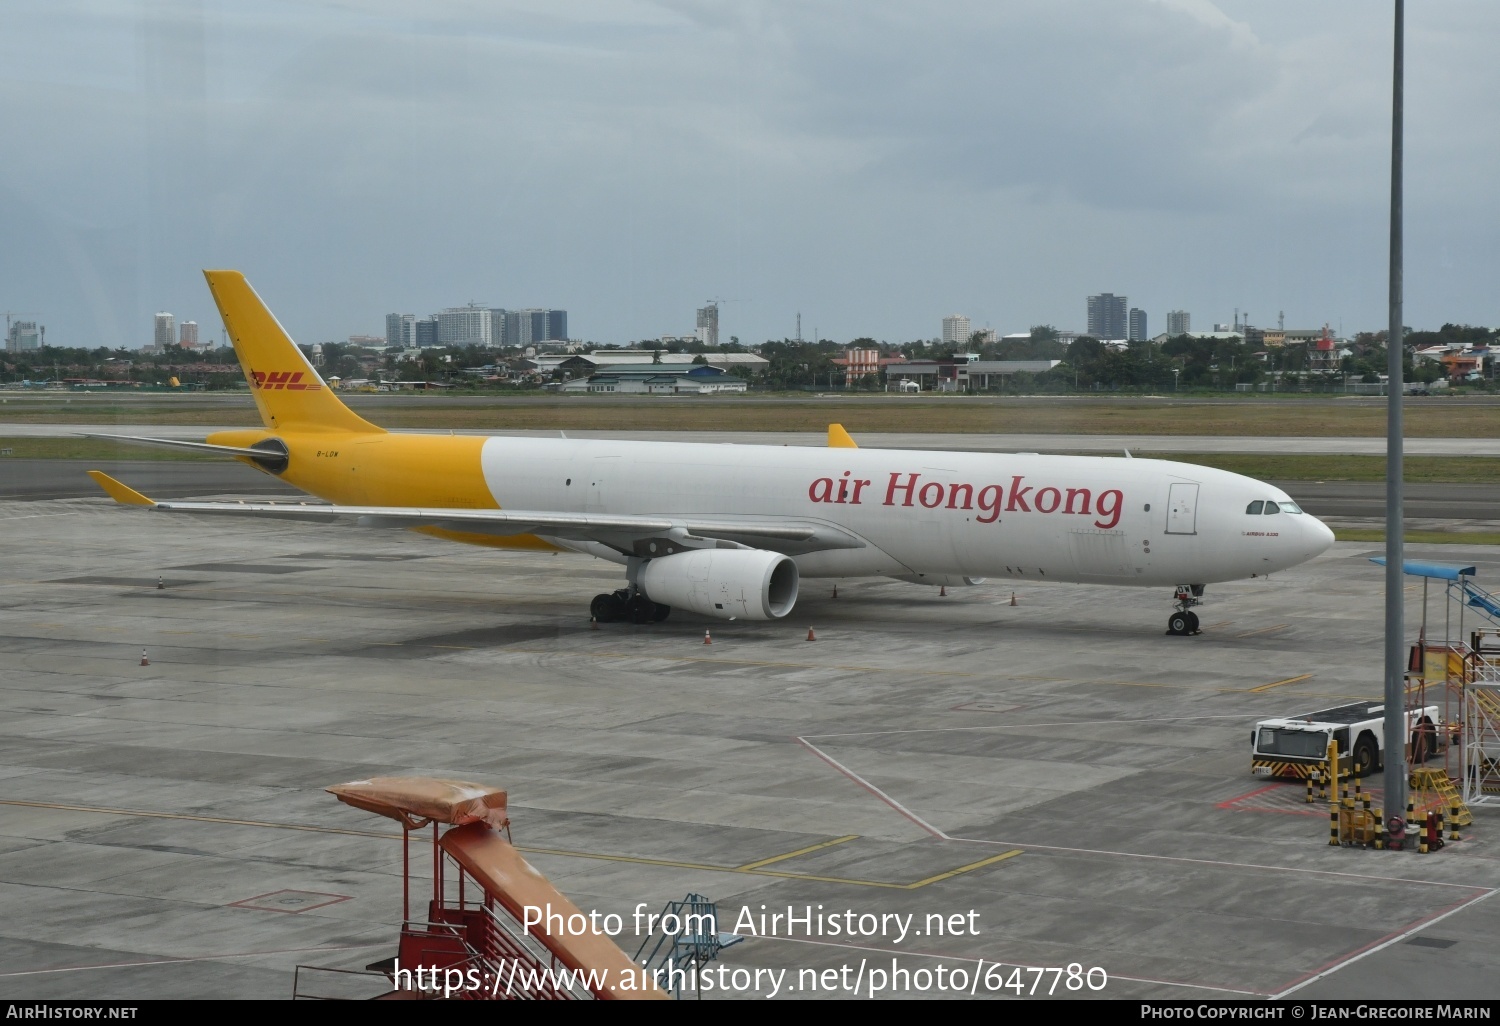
[827,423,858,448]
[203,270,383,435]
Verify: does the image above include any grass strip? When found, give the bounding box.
[0,438,213,461]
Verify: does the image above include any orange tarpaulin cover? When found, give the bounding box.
[327,776,509,831]
[439,823,667,1000]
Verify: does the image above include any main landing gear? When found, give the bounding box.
[590,588,671,625]
[1167,584,1205,636]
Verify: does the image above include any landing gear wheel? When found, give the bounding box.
[1185,611,1200,634]
[590,592,626,623]
[1168,612,1190,635]
[626,595,659,624]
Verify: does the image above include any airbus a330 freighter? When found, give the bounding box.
[89,271,1335,635]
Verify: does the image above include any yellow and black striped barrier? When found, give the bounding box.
[1251,759,1320,780]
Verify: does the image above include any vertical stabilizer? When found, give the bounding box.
[827,423,858,448]
[203,270,383,435]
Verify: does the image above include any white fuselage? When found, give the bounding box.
[477,438,1335,586]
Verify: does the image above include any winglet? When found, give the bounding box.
[87,470,156,507]
[827,423,858,448]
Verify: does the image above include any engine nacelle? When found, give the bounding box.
[638,548,799,621]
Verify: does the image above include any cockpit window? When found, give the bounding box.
[1278,501,1302,514]
[1263,502,1280,515]
[1246,501,1265,515]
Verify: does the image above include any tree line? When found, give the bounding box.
[7,322,1496,393]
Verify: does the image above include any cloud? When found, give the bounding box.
[1,0,1497,347]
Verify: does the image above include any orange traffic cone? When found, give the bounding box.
[140,649,150,666]
[703,629,712,645]
[939,585,947,597]
[807,627,816,641]
[156,576,165,590]
[590,616,598,631]
[1010,592,1018,606]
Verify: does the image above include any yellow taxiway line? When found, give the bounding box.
[736,834,859,870]
[0,799,1019,891]
[1249,673,1315,693]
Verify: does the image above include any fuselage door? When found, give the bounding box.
[585,456,621,513]
[1165,482,1199,535]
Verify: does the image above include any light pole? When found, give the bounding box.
[1382,0,1409,835]
[1172,368,1179,391]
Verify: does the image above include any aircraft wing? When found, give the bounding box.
[85,471,865,555]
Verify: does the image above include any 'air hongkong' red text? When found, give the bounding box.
[807,472,1124,530]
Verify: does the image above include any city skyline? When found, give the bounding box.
[3,3,1497,349]
[125,300,1401,353]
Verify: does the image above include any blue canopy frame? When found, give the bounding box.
[1368,558,1476,581]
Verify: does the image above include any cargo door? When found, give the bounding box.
[1165,482,1199,535]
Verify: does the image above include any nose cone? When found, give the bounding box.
[1307,515,1336,556]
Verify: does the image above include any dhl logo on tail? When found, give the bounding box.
[251,370,322,392]
[203,270,379,434]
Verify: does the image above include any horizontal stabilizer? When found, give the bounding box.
[86,470,155,507]
[84,433,278,460]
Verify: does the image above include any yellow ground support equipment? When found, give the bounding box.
[1410,768,1472,827]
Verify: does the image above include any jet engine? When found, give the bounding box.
[638,548,799,621]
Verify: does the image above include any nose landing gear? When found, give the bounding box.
[1167,585,1204,636]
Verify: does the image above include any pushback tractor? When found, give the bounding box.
[1251,700,1444,780]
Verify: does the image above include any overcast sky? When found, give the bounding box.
[2,1,1496,350]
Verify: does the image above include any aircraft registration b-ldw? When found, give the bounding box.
[89,271,1335,636]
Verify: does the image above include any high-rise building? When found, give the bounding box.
[6,321,41,353]
[1128,308,1147,342]
[437,305,492,347]
[385,313,416,348]
[696,303,719,347]
[179,320,198,348]
[504,310,528,348]
[505,308,567,347]
[488,309,509,348]
[154,312,175,349]
[415,318,439,348]
[1166,310,1191,336]
[941,315,972,347]
[1086,294,1128,340]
